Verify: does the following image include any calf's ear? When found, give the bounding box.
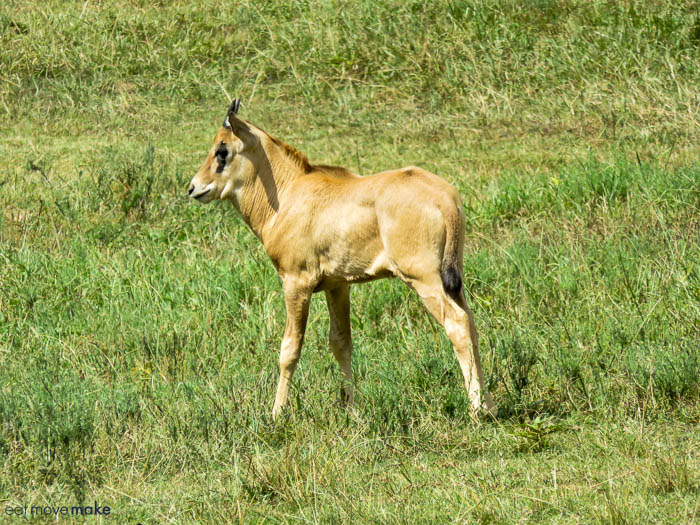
[223,98,258,147]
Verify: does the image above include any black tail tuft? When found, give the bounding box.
[441,264,462,300]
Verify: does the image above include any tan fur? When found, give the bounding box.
[189,105,497,419]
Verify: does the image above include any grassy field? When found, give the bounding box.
[1,0,699,523]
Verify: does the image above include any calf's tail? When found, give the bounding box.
[440,206,465,301]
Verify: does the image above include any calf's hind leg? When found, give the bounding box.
[325,285,354,405]
[454,289,496,414]
[408,276,497,417]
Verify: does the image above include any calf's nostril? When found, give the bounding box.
[188,184,194,195]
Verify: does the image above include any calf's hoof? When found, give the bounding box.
[470,391,498,420]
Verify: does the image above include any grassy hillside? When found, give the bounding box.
[1,1,698,523]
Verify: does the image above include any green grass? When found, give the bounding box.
[1,1,699,523]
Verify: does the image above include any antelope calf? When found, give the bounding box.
[188,99,497,419]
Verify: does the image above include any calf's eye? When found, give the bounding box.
[214,144,228,173]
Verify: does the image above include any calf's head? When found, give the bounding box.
[188,99,259,204]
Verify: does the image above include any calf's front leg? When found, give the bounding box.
[272,283,311,419]
[325,285,354,405]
